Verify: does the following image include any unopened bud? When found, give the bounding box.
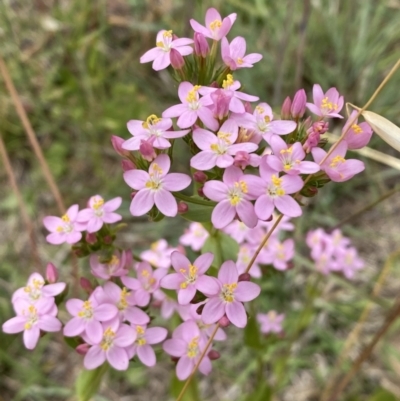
[139,139,156,162]
[218,315,230,327]
[170,49,185,70]
[111,135,130,158]
[291,89,307,119]
[281,96,292,119]
[238,273,251,282]
[194,32,209,57]
[80,277,93,295]
[286,261,295,270]
[103,235,113,245]
[171,356,179,363]
[193,171,207,184]
[208,350,221,360]
[178,202,188,214]
[211,89,232,120]
[45,262,58,283]
[130,191,138,200]
[121,159,136,172]
[197,187,204,197]
[301,185,318,197]
[76,343,90,355]
[233,151,250,169]
[85,232,97,245]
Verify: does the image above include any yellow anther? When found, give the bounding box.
[137,338,147,346]
[24,322,32,330]
[141,270,150,277]
[280,148,293,154]
[118,287,130,310]
[56,226,63,232]
[28,305,36,314]
[61,214,70,223]
[230,195,241,206]
[145,180,160,190]
[329,155,346,168]
[156,41,164,48]
[217,131,231,143]
[108,255,120,266]
[237,57,244,65]
[321,97,338,111]
[210,143,219,152]
[24,286,31,293]
[272,175,282,187]
[255,106,264,114]
[179,268,186,273]
[180,282,188,289]
[150,241,158,251]
[283,164,291,171]
[151,163,163,174]
[234,180,248,193]
[264,116,271,123]
[92,198,104,210]
[209,20,222,30]
[136,326,145,335]
[163,30,173,38]
[186,85,201,102]
[351,124,363,134]
[276,188,285,196]
[149,277,156,285]
[100,327,116,350]
[187,337,199,358]
[189,264,197,277]
[268,310,277,320]
[222,74,234,89]
[143,114,161,129]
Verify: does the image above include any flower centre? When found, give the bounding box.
[100,327,116,350]
[179,264,198,289]
[56,214,73,233]
[118,287,131,311]
[142,114,161,130]
[156,30,173,51]
[222,74,234,89]
[329,155,346,168]
[24,278,44,301]
[136,325,147,346]
[268,175,285,197]
[351,124,363,134]
[141,269,156,290]
[107,255,120,273]
[187,337,200,358]
[145,163,163,191]
[186,85,201,109]
[321,97,338,112]
[209,20,222,30]
[257,115,271,132]
[221,283,237,303]
[268,311,277,321]
[237,57,244,65]
[92,198,104,210]
[228,180,248,206]
[24,305,38,330]
[78,300,94,320]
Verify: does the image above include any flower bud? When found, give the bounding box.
[233,151,250,169]
[103,235,113,244]
[244,102,253,114]
[111,135,130,158]
[130,191,138,200]
[80,277,93,295]
[211,89,232,120]
[197,186,205,197]
[208,350,221,360]
[85,232,97,245]
[291,89,307,119]
[139,139,156,162]
[76,343,90,355]
[238,273,251,282]
[194,32,209,57]
[301,185,318,197]
[170,48,185,70]
[178,201,188,214]
[193,171,207,184]
[45,262,58,283]
[121,159,136,172]
[218,315,230,327]
[286,261,295,270]
[281,96,292,119]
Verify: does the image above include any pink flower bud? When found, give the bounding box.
[80,277,93,295]
[233,151,250,169]
[218,315,230,327]
[291,89,307,119]
[130,191,138,200]
[76,343,90,355]
[208,350,221,360]
[244,102,253,113]
[238,273,251,282]
[103,235,113,244]
[85,232,97,245]
[211,89,232,120]
[111,135,130,158]
[281,96,292,119]
[121,159,136,172]
[193,171,207,184]
[139,139,156,162]
[194,32,209,57]
[170,48,185,70]
[304,121,329,152]
[197,186,204,197]
[177,201,188,214]
[45,262,58,283]
[176,244,186,255]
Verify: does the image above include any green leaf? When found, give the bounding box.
[170,374,200,401]
[180,202,213,223]
[75,365,108,401]
[202,231,239,266]
[244,316,263,350]
[368,389,397,401]
[245,381,272,401]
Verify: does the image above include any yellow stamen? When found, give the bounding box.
[329,155,346,168]
[283,164,291,171]
[255,106,264,114]
[163,30,173,38]
[237,57,244,65]
[142,114,161,129]
[156,41,164,48]
[187,337,199,358]
[217,131,231,143]
[222,74,234,89]
[280,148,293,154]
[209,20,222,30]
[321,97,338,112]
[100,327,115,350]
[92,198,104,210]
[271,175,282,186]
[234,180,248,193]
[61,214,70,223]
[264,116,271,123]
[222,283,237,303]
[351,124,363,134]
[118,287,130,310]
[180,282,188,289]
[186,85,201,102]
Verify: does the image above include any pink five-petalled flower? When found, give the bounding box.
[201,260,260,328]
[140,30,193,71]
[203,166,263,229]
[221,36,262,70]
[179,223,209,251]
[306,84,344,118]
[141,239,175,269]
[124,154,191,217]
[162,82,218,130]
[342,110,373,149]
[90,251,129,280]
[257,311,285,334]
[161,252,219,305]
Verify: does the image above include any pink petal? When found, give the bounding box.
[2,316,25,333]
[66,299,84,316]
[43,216,63,231]
[236,200,258,228]
[199,356,212,376]
[197,106,219,131]
[114,325,136,347]
[103,197,122,212]
[191,151,218,170]
[130,189,155,216]
[123,169,149,190]
[235,282,261,302]
[38,315,61,332]
[194,253,214,274]
[42,282,66,297]
[163,173,191,192]
[152,154,171,174]
[311,147,326,164]
[216,154,234,168]
[202,297,225,325]
[137,344,156,367]
[177,110,198,128]
[226,301,247,328]
[218,260,238,284]
[125,306,150,325]
[102,212,122,224]
[189,19,210,37]
[223,165,243,185]
[154,189,177,217]
[94,304,118,321]
[23,327,40,350]
[84,345,106,370]
[86,218,103,233]
[86,319,103,344]
[145,327,168,344]
[178,285,196,305]
[176,355,193,380]
[63,317,85,337]
[269,120,296,136]
[254,195,274,221]
[211,200,236,229]
[152,52,171,71]
[171,251,190,272]
[107,346,129,370]
[196,276,220,296]
[162,103,188,118]
[193,128,217,150]
[206,8,222,27]
[274,195,302,217]
[140,47,163,63]
[172,38,194,47]
[161,273,182,290]
[312,84,324,106]
[203,180,228,202]
[163,338,186,357]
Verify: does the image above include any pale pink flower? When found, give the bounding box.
[223,220,264,245]
[267,135,320,175]
[342,110,373,149]
[236,244,262,278]
[306,84,344,118]
[233,150,261,169]
[190,120,258,171]
[162,82,218,130]
[141,239,176,269]
[190,8,237,41]
[161,252,219,305]
[254,157,304,219]
[123,115,189,150]
[122,261,167,307]
[163,320,212,380]
[312,142,365,182]
[179,223,209,251]
[90,251,129,280]
[233,102,296,143]
[153,290,180,319]
[201,261,261,328]
[140,30,193,71]
[2,298,62,350]
[125,325,167,367]
[257,311,285,334]
[43,204,85,245]
[221,36,262,70]
[124,154,191,217]
[336,247,364,279]
[84,321,136,370]
[260,238,295,271]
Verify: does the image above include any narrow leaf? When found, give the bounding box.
[76,365,108,401]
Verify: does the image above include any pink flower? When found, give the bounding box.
[140,30,193,71]
[125,325,167,367]
[123,154,191,217]
[221,36,262,70]
[190,8,237,41]
[90,251,129,280]
[123,115,189,150]
[153,290,180,319]
[306,84,344,118]
[77,195,122,233]
[162,82,218,130]
[266,135,320,175]
[163,320,212,380]
[290,89,307,119]
[233,151,261,169]
[203,166,263,229]
[161,252,219,305]
[223,220,264,245]
[63,289,119,344]
[233,103,296,143]
[312,142,365,182]
[2,298,62,350]
[179,223,209,251]
[190,120,258,171]
[43,204,85,245]
[254,157,304,220]
[201,261,260,328]
[122,262,167,307]
[304,121,329,152]
[260,238,295,271]
[84,322,136,370]
[141,239,176,268]
[336,247,364,279]
[236,244,262,278]
[257,311,285,334]
[342,110,373,149]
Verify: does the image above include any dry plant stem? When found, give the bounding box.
[0,56,65,214]
[327,295,400,401]
[321,249,400,400]
[0,133,41,270]
[176,323,220,401]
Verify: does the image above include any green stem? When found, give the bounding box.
[173,192,216,206]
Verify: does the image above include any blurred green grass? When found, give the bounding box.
[1,0,400,400]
